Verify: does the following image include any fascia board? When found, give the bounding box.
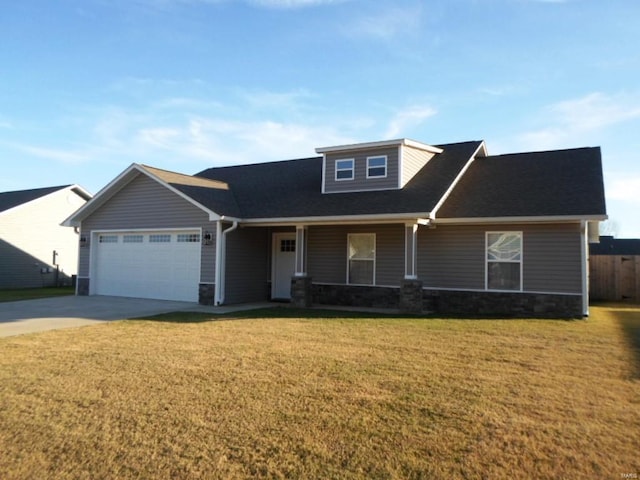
[239,212,432,227]
[62,163,223,227]
[68,184,93,201]
[316,138,443,154]
[62,164,142,227]
[434,214,608,225]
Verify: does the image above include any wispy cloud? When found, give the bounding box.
[606,173,640,206]
[347,4,423,40]
[124,0,344,10]
[5,143,91,164]
[517,92,640,150]
[134,116,353,165]
[249,0,347,8]
[385,105,437,138]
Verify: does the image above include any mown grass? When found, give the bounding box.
[0,305,638,479]
[0,286,74,303]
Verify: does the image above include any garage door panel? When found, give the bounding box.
[93,231,200,302]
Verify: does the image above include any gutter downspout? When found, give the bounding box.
[580,220,589,317]
[214,219,238,306]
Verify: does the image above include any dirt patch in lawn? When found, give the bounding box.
[0,306,638,479]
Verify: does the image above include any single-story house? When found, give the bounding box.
[0,184,92,288]
[63,138,607,317]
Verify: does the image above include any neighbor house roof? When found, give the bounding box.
[590,236,640,255]
[0,185,91,214]
[195,141,484,220]
[436,147,607,220]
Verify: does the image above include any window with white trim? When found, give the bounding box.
[177,233,201,243]
[348,233,375,285]
[123,234,144,243]
[486,232,522,291]
[149,234,171,243]
[335,159,354,181]
[367,155,387,178]
[99,235,118,243]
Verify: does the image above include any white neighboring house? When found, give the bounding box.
[0,185,92,288]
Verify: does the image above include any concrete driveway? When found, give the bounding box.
[0,295,233,337]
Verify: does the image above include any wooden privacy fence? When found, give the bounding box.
[590,255,640,303]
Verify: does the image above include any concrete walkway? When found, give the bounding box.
[0,296,272,337]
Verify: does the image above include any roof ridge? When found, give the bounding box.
[484,146,600,158]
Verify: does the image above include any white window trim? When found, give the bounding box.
[335,158,354,181]
[485,231,523,292]
[366,155,387,179]
[346,233,376,285]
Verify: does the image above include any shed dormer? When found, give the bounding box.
[316,138,443,194]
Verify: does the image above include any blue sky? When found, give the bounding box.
[1,0,639,236]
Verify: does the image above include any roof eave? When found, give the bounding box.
[315,138,443,155]
[239,212,432,227]
[434,214,608,225]
[62,163,223,227]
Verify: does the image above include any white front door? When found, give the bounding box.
[272,233,296,300]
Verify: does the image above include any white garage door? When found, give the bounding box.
[93,230,201,302]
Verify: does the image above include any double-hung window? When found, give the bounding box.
[367,156,387,178]
[348,233,375,285]
[335,159,354,181]
[486,232,522,291]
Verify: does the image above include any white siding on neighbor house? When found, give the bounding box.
[324,146,400,193]
[400,145,436,188]
[78,174,217,282]
[0,188,87,288]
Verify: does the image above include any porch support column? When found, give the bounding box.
[404,222,419,279]
[401,222,424,314]
[292,225,311,308]
[295,225,307,277]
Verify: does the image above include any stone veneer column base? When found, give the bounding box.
[199,284,216,305]
[291,276,312,308]
[400,279,425,314]
[77,278,90,296]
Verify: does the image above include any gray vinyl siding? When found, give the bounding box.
[307,224,404,286]
[324,146,399,193]
[79,173,217,282]
[418,225,485,289]
[417,223,582,294]
[224,227,269,304]
[401,145,436,187]
[523,223,581,293]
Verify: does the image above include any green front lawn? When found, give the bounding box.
[0,286,75,303]
[0,306,638,479]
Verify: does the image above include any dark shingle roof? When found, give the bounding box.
[195,141,483,219]
[0,185,70,214]
[590,236,640,255]
[437,147,607,218]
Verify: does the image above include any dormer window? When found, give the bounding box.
[335,159,354,181]
[367,156,387,178]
